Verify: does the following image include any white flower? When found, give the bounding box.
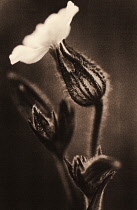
[9,1,79,65]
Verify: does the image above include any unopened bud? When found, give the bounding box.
[53,41,107,106]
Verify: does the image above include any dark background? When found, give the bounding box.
[0,0,137,209]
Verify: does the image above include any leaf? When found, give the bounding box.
[7,72,53,121]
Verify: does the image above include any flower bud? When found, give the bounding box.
[53,41,107,106]
[8,73,75,158]
[29,100,75,158]
[65,148,121,200]
[31,104,56,141]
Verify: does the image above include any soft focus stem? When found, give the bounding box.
[91,100,103,156]
[53,155,73,207]
[53,155,86,209]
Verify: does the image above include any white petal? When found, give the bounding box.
[23,23,51,49]
[65,1,79,24]
[23,1,79,48]
[9,1,79,65]
[9,45,47,64]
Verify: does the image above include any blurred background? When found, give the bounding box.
[0,0,137,209]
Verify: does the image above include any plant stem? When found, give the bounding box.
[91,100,103,156]
[53,156,86,210]
[53,155,73,207]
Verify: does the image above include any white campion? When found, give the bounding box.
[9,1,79,65]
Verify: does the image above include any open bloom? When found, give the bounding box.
[9,1,79,64]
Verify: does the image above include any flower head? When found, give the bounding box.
[54,41,107,106]
[65,147,121,201]
[9,1,79,64]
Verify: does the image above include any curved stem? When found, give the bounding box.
[91,100,103,156]
[53,156,86,210]
[53,155,73,206]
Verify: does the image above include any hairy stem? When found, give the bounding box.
[91,100,103,156]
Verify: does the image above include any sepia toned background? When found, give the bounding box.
[0,0,137,209]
